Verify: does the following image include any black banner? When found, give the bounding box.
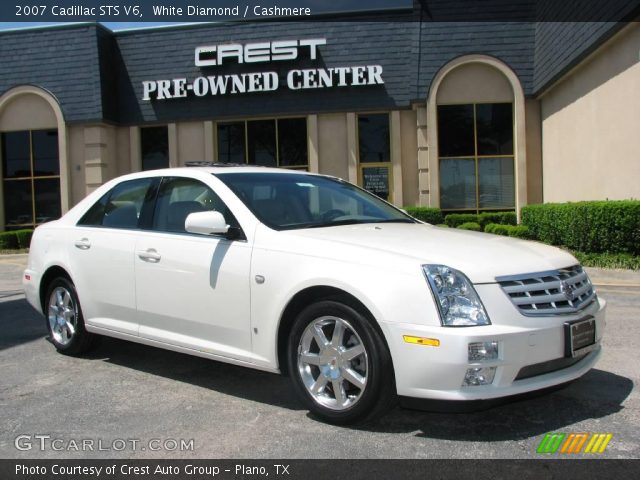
[0,0,639,23]
[2,459,639,480]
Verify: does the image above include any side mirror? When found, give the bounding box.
[185,211,229,235]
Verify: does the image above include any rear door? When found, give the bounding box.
[68,177,157,335]
[134,176,253,362]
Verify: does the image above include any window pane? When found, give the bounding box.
[476,104,513,155]
[440,158,476,209]
[141,126,169,170]
[247,120,276,167]
[2,131,31,178]
[217,122,245,164]
[479,157,515,208]
[362,166,390,201]
[278,118,308,167]
[78,192,109,226]
[32,130,59,176]
[358,114,390,163]
[34,178,61,223]
[3,180,33,226]
[437,105,475,157]
[102,178,153,229]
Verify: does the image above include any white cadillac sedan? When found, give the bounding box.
[23,166,605,424]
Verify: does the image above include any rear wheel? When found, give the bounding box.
[45,277,95,355]
[287,300,396,424]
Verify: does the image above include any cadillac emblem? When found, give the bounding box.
[560,280,576,301]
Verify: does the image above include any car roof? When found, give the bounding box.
[137,166,316,176]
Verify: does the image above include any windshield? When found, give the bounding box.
[215,172,416,231]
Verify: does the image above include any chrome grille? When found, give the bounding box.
[497,265,596,316]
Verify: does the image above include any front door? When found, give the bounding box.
[134,176,253,362]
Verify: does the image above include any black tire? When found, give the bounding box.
[44,277,95,355]
[287,300,396,425]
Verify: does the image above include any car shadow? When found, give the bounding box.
[88,335,632,441]
[0,296,47,351]
[3,297,633,440]
[84,336,304,411]
[359,368,633,440]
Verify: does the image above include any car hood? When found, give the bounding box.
[289,223,577,284]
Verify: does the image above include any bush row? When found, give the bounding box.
[521,200,640,254]
[403,207,444,225]
[404,207,516,229]
[0,229,33,250]
[457,222,481,232]
[484,223,531,239]
[445,211,517,228]
[572,251,640,270]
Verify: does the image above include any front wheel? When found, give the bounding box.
[45,277,95,355]
[287,300,396,425]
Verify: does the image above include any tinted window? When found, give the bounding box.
[476,104,513,155]
[152,177,239,234]
[278,118,307,167]
[34,178,61,223]
[437,105,475,157]
[32,130,59,176]
[4,180,33,226]
[247,120,276,167]
[2,129,61,229]
[78,178,154,228]
[217,172,413,231]
[440,158,477,209]
[141,126,169,171]
[217,122,245,164]
[1,131,30,178]
[358,114,390,163]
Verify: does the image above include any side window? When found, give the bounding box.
[78,178,154,229]
[152,177,240,234]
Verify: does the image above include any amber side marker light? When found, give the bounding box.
[403,335,440,347]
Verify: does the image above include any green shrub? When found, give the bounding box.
[572,251,640,270]
[521,200,640,254]
[507,225,531,239]
[14,229,33,249]
[485,223,531,239]
[492,224,511,236]
[404,206,444,225]
[0,231,18,249]
[457,222,481,232]
[436,224,449,228]
[477,211,517,228]
[445,213,478,228]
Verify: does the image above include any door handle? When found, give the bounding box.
[74,238,91,250]
[137,248,161,263]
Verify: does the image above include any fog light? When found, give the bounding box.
[468,341,499,361]
[463,367,496,386]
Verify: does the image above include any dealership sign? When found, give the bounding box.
[141,38,384,100]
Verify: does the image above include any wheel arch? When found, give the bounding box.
[39,265,73,312]
[276,285,393,376]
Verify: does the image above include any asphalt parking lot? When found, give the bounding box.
[1,254,638,459]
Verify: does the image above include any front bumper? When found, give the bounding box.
[383,295,606,401]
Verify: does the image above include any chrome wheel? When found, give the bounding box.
[297,316,368,411]
[48,286,77,346]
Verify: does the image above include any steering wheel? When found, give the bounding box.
[321,209,347,222]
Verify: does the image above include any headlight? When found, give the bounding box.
[422,265,490,327]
